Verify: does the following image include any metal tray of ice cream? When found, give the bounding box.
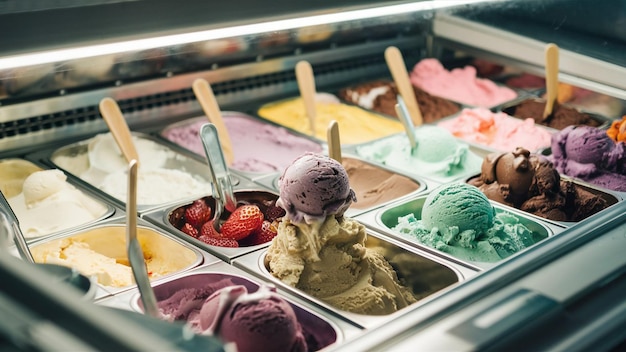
[232,229,476,329]
[363,195,555,271]
[342,129,486,186]
[499,97,613,129]
[0,157,116,243]
[143,189,280,264]
[465,172,622,229]
[44,132,218,215]
[118,262,352,351]
[157,112,326,182]
[254,93,406,147]
[27,217,206,300]
[254,153,429,218]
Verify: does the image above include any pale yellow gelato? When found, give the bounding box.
[257,98,404,144]
[31,226,200,288]
[266,215,416,315]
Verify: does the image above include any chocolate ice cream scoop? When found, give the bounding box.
[277,153,356,224]
[469,147,608,222]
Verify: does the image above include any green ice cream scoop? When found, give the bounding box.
[393,183,542,263]
[422,183,494,243]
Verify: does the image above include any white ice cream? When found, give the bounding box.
[53,133,211,205]
[8,169,107,237]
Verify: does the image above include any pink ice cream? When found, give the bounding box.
[162,113,322,173]
[410,58,517,107]
[438,108,553,152]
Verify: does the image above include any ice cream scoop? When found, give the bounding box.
[421,183,495,241]
[197,284,307,352]
[551,125,626,192]
[277,153,356,224]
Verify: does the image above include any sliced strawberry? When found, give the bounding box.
[181,223,199,238]
[200,220,221,239]
[221,205,263,241]
[243,220,277,246]
[184,199,212,229]
[198,235,239,248]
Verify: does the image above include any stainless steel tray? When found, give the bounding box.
[233,229,475,329]
[0,157,116,243]
[97,261,362,351]
[28,217,209,299]
[366,195,557,271]
[143,189,280,263]
[47,132,217,214]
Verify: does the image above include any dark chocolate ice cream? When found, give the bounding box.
[338,80,460,123]
[469,147,610,222]
[510,99,601,130]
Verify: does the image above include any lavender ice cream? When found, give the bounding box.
[551,125,626,192]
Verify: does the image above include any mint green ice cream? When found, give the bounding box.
[355,126,482,183]
[392,184,542,263]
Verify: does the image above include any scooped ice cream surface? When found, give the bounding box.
[159,280,307,352]
[392,183,544,263]
[267,153,417,315]
[277,153,355,224]
[551,125,626,192]
[8,170,107,237]
[469,148,610,222]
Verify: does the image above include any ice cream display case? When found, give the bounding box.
[1,0,625,350]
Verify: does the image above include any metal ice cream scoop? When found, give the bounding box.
[200,123,237,231]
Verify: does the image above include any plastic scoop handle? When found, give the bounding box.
[99,98,159,318]
[192,78,235,166]
[543,43,559,120]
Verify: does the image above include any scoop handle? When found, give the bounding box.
[296,60,317,136]
[385,46,423,126]
[99,97,139,164]
[542,43,559,120]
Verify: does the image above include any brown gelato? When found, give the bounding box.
[468,147,610,222]
[338,80,460,123]
[509,99,601,130]
[342,157,420,210]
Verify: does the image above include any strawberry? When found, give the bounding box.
[200,220,221,239]
[243,220,277,246]
[220,205,263,241]
[198,235,239,248]
[181,223,199,238]
[184,199,212,229]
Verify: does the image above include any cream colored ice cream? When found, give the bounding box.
[31,226,200,288]
[257,97,404,144]
[266,216,416,315]
[53,133,210,205]
[266,154,417,315]
[6,169,108,238]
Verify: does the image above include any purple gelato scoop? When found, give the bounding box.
[198,284,307,352]
[551,125,626,191]
[277,153,356,224]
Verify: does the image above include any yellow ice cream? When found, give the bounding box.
[31,226,199,288]
[258,98,404,144]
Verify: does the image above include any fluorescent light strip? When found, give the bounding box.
[0,0,492,70]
